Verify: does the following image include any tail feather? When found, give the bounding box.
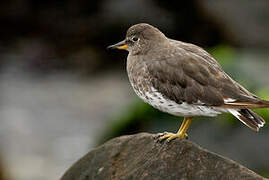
[261,100,269,106]
[223,100,269,109]
[228,109,265,131]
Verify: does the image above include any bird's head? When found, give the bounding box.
[108,23,167,55]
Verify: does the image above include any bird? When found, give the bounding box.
[107,23,269,141]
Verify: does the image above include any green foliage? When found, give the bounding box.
[209,45,238,68]
[259,170,269,178]
[216,113,238,128]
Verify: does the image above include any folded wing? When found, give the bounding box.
[146,42,268,131]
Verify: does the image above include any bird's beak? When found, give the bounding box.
[107,40,127,50]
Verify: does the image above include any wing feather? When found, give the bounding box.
[146,41,263,108]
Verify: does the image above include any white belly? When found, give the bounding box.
[133,86,226,117]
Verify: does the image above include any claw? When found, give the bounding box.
[158,132,188,142]
[157,117,192,142]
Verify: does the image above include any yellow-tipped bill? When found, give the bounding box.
[117,44,127,50]
[107,40,127,50]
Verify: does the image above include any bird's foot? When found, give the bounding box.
[158,132,188,142]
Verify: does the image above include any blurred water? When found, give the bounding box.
[0,69,134,180]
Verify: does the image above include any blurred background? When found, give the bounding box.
[0,0,269,179]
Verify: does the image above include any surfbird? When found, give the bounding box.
[108,23,269,141]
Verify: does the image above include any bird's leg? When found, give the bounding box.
[159,117,193,141]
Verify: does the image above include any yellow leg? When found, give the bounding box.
[159,117,193,141]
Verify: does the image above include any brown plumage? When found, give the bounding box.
[108,23,268,139]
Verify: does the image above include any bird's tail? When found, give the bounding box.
[228,109,265,132]
[223,99,269,109]
[260,100,269,108]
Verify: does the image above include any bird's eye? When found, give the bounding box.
[132,37,139,42]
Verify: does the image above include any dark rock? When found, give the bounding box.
[60,133,266,180]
